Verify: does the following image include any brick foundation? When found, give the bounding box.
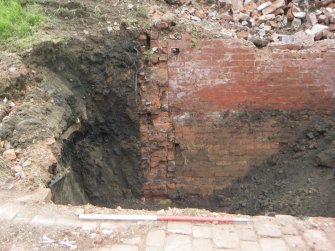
[138,36,335,198]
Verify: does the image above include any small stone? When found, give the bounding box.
[94,234,103,245]
[150,55,159,65]
[292,6,306,19]
[12,165,23,173]
[190,15,201,22]
[259,14,275,21]
[262,0,285,15]
[307,13,318,26]
[329,12,335,24]
[292,18,302,30]
[274,8,284,15]
[287,8,294,21]
[250,37,269,47]
[3,149,16,160]
[237,30,249,39]
[233,12,250,22]
[22,160,31,167]
[220,13,233,21]
[318,14,328,23]
[231,0,244,11]
[316,148,335,168]
[306,132,314,139]
[195,10,206,19]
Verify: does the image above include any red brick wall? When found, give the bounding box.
[168,39,335,112]
[139,37,335,198]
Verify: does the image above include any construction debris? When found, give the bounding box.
[156,0,335,46]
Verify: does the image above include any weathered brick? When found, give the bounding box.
[142,38,335,198]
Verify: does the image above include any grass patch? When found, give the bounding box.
[0,0,46,40]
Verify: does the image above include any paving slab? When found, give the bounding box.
[240,241,261,251]
[167,222,192,234]
[192,225,212,238]
[0,203,22,220]
[146,229,166,247]
[0,195,335,251]
[192,238,213,251]
[165,234,191,251]
[254,216,282,238]
[303,229,333,251]
[212,225,239,249]
[259,238,288,251]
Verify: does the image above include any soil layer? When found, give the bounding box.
[26,36,144,207]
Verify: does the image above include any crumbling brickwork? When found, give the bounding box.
[139,35,335,198]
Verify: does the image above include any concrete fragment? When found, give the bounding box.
[305,24,329,35]
[307,13,318,26]
[292,6,306,19]
[257,1,272,12]
[293,31,314,43]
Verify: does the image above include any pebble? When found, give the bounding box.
[3,149,16,160]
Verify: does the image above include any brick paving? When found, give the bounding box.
[0,189,335,250]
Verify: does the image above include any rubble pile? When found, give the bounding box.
[156,0,335,46]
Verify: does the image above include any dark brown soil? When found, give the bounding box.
[172,115,335,217]
[23,35,145,207]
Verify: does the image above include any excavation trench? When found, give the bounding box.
[26,37,335,217]
[27,37,145,208]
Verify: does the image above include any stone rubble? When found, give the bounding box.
[157,0,335,46]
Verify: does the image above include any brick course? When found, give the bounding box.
[139,36,335,197]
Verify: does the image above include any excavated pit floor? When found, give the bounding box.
[25,37,335,217]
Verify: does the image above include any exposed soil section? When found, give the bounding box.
[2,38,334,216]
[24,35,144,207]
[172,113,335,217]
